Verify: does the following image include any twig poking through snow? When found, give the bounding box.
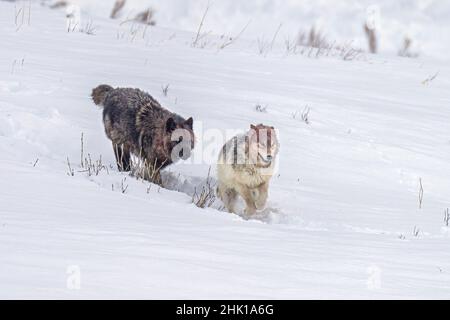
[292,106,311,125]
[121,177,128,194]
[14,1,31,32]
[192,167,217,208]
[301,106,311,124]
[422,72,439,85]
[444,208,449,227]
[218,20,251,50]
[255,104,267,113]
[161,84,170,97]
[413,225,420,237]
[67,157,74,176]
[269,23,282,51]
[192,0,210,48]
[80,132,84,168]
[80,19,97,35]
[418,178,424,209]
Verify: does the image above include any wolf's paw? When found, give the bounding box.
[255,197,268,211]
[254,199,267,210]
[244,207,257,216]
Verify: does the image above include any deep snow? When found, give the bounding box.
[1,1,450,299]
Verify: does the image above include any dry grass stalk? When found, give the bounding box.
[192,168,217,208]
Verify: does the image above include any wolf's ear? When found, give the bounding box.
[185,117,193,129]
[166,117,177,132]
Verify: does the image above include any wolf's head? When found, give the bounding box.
[166,116,195,162]
[248,123,279,168]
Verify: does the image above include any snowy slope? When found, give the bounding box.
[1,1,450,299]
[67,0,450,60]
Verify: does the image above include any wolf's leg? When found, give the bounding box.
[254,182,269,210]
[237,186,257,215]
[113,143,131,171]
[121,145,131,171]
[217,184,238,213]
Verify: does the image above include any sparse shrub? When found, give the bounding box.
[398,37,418,58]
[192,1,210,47]
[296,27,330,51]
[292,105,311,124]
[192,168,217,209]
[256,23,283,56]
[116,22,148,43]
[161,84,170,97]
[341,45,363,61]
[291,26,363,61]
[364,22,377,54]
[110,0,126,19]
[79,19,97,35]
[128,154,165,185]
[134,8,156,26]
[305,27,327,49]
[444,208,449,227]
[68,133,109,177]
[49,1,68,9]
[218,20,251,50]
[255,104,267,113]
[79,153,109,176]
[14,0,31,31]
[284,36,298,55]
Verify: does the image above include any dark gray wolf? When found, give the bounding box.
[92,84,194,184]
[217,124,279,215]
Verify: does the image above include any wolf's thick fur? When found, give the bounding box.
[217,124,279,215]
[92,84,194,184]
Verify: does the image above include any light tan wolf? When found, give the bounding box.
[217,124,279,215]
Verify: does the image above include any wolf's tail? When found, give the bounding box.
[91,84,113,107]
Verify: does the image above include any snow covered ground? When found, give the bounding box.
[1,1,450,299]
[70,0,450,61]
